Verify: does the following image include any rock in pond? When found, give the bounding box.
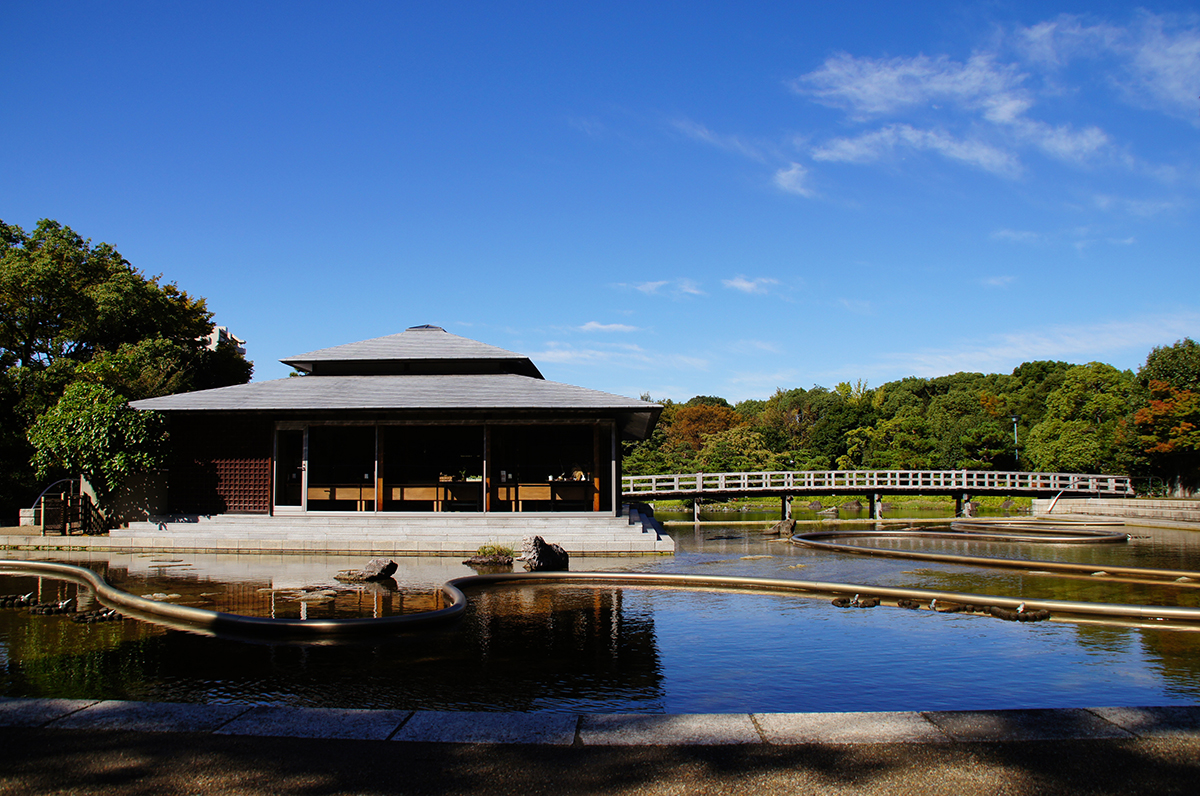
[518,535,569,572]
[335,558,398,582]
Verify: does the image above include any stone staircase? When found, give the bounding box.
[115,504,674,556]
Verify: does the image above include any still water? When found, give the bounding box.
[3,521,1200,713]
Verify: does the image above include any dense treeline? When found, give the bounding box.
[625,340,1200,496]
[1,219,253,523]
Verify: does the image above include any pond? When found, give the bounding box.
[3,521,1200,714]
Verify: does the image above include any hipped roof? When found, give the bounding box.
[131,326,660,439]
[281,325,543,377]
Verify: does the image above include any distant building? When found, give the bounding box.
[132,325,661,518]
[202,326,247,356]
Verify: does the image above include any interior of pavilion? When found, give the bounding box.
[273,423,610,513]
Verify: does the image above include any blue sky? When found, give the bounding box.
[3,1,1197,403]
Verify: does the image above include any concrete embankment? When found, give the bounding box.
[1034,498,1200,529]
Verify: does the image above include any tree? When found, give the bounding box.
[1133,380,1200,494]
[0,219,211,372]
[1140,339,1200,391]
[666,404,743,452]
[1,218,252,522]
[696,427,779,473]
[27,382,167,517]
[1025,363,1137,473]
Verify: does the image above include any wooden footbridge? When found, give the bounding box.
[621,469,1134,520]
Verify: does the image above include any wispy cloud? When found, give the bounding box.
[618,279,707,298]
[673,119,770,162]
[723,275,780,294]
[991,229,1043,243]
[633,280,668,294]
[532,341,708,372]
[875,313,1200,377]
[983,275,1016,287]
[813,124,1021,177]
[839,298,872,315]
[774,162,815,196]
[795,49,1116,177]
[788,12,1200,186]
[579,321,637,332]
[794,52,1025,119]
[1015,13,1200,124]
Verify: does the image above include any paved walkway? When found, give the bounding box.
[2,699,1199,794]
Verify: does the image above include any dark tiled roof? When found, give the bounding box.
[281,326,542,377]
[131,374,660,438]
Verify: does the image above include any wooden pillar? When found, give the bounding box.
[593,422,601,512]
[483,425,491,513]
[693,498,700,524]
[374,426,384,512]
[870,492,882,519]
[782,495,792,521]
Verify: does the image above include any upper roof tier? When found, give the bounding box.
[280,325,544,378]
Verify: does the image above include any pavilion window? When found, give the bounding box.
[306,426,377,511]
[380,426,484,512]
[488,424,597,512]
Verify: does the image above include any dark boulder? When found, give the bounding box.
[766,518,796,536]
[335,558,398,582]
[518,536,570,572]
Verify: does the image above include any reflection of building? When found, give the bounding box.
[128,325,669,553]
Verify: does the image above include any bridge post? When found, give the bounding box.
[870,493,882,520]
[956,493,973,518]
[782,495,792,521]
[693,498,700,524]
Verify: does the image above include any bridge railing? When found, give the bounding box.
[622,470,1133,496]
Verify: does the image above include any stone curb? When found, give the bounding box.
[2,699,1197,745]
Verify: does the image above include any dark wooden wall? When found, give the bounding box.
[167,417,272,514]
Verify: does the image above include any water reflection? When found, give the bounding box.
[3,522,1200,712]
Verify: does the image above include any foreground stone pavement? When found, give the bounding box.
[1,700,1198,794]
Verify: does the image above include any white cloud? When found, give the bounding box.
[839,298,872,315]
[579,321,637,332]
[774,162,815,196]
[634,280,668,294]
[793,52,1025,118]
[1015,13,1200,124]
[723,275,780,294]
[983,275,1016,287]
[673,119,769,162]
[875,313,1200,377]
[990,229,1042,243]
[619,279,706,298]
[813,124,1021,177]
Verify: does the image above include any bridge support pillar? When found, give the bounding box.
[782,495,792,521]
[870,493,882,520]
[957,493,973,518]
[693,499,700,524]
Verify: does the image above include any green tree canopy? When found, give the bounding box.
[1025,363,1137,473]
[1140,338,1200,391]
[27,382,167,508]
[1,218,252,521]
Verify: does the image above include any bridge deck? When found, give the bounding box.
[622,469,1132,500]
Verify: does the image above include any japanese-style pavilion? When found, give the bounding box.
[130,325,662,528]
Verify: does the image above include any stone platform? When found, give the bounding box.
[3,505,674,556]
